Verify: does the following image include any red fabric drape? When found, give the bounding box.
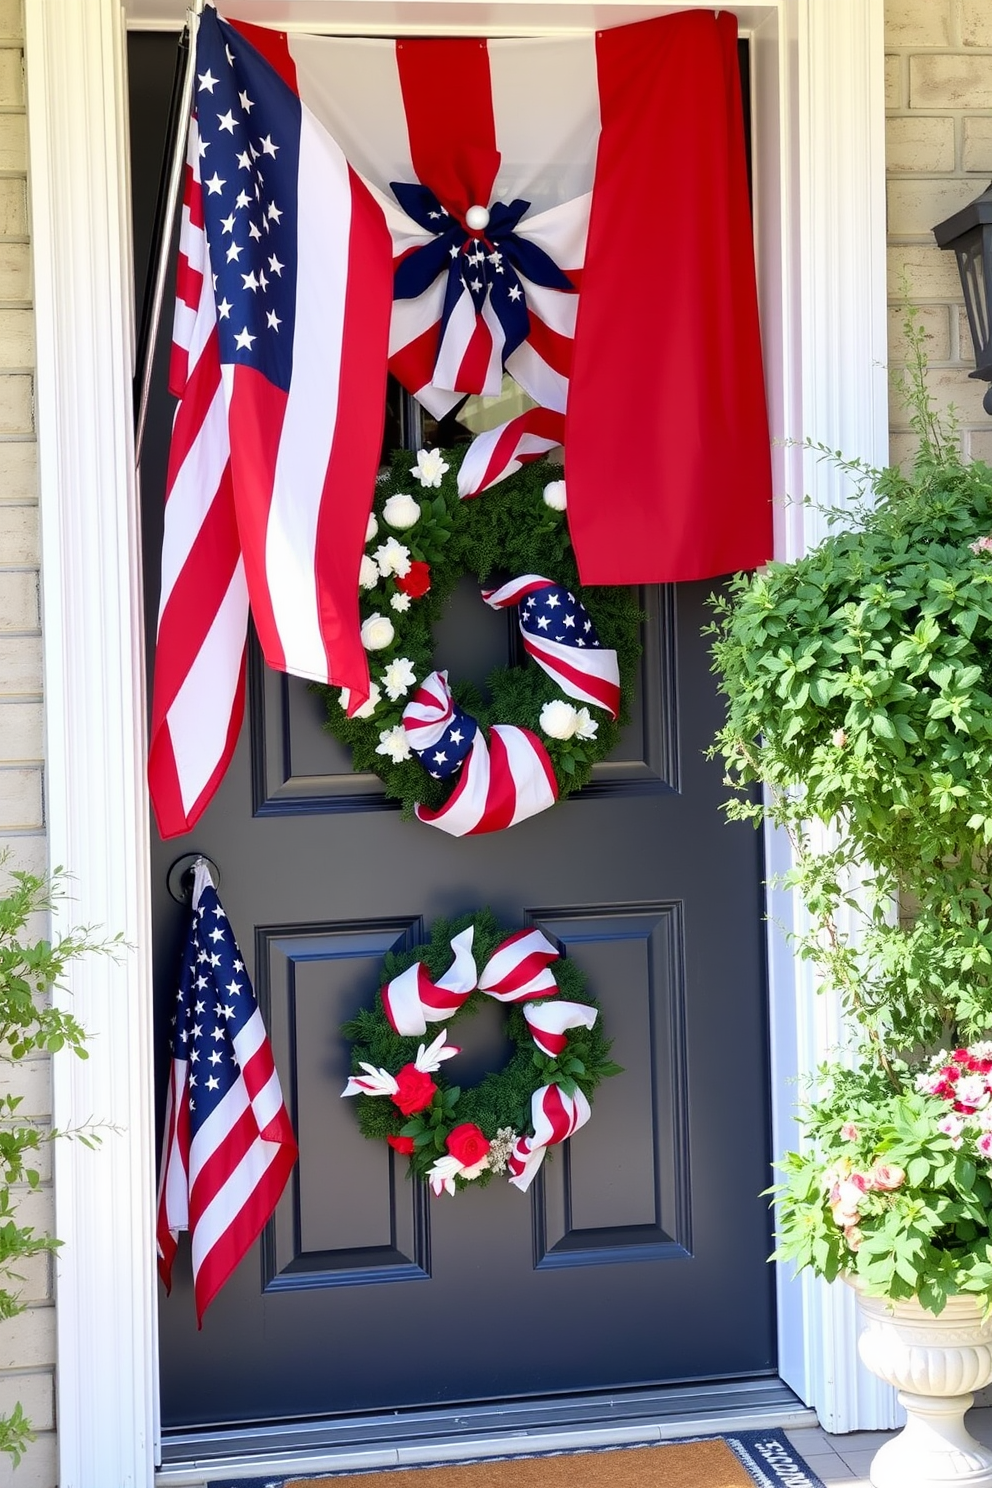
[565,10,772,584]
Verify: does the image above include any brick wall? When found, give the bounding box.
[886,0,992,465]
[0,0,56,1483]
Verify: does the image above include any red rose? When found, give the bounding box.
[391,1064,437,1116]
[396,561,431,599]
[446,1122,491,1168]
[387,1134,416,1156]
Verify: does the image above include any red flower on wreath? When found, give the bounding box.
[392,1064,437,1115]
[387,1134,416,1155]
[447,1122,491,1168]
[396,561,431,599]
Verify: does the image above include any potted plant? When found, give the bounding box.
[709,313,992,1487]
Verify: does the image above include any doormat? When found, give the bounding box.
[220,1429,825,1488]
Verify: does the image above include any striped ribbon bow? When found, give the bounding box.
[383,923,559,1036]
[483,576,621,719]
[507,1084,592,1193]
[401,670,557,836]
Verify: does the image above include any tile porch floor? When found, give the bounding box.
[786,1409,992,1485]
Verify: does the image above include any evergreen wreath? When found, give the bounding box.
[317,446,641,818]
[341,910,622,1195]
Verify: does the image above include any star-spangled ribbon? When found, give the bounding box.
[402,669,478,780]
[483,575,622,720]
[391,181,574,391]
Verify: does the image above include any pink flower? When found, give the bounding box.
[977,1133,992,1160]
[844,1225,864,1252]
[830,1178,867,1227]
[970,536,992,555]
[869,1163,905,1192]
[840,1122,860,1142]
[939,1113,964,1140]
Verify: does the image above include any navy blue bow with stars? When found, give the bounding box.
[391,181,574,371]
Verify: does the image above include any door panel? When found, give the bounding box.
[130,29,775,1435]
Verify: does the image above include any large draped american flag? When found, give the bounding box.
[148,3,771,841]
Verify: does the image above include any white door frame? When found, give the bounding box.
[24,2,890,1483]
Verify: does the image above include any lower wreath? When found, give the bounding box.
[341,910,622,1194]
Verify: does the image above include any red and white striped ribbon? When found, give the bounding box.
[403,673,557,836]
[381,926,478,1036]
[523,1000,598,1057]
[381,924,560,1037]
[507,1084,592,1192]
[483,574,621,719]
[402,669,457,752]
[456,408,566,498]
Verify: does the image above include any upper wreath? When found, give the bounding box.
[318,447,641,836]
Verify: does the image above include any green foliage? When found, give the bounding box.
[710,310,992,1058]
[316,449,642,813]
[0,860,120,1464]
[772,1065,992,1315]
[342,909,621,1189]
[710,309,992,1309]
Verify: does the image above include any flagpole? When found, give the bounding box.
[133,0,204,465]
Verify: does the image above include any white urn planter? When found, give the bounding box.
[854,1288,992,1487]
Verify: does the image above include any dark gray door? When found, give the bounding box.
[131,31,774,1433]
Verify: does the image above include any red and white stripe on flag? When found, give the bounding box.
[148,117,250,842]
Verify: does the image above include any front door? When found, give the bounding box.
[131,28,774,1434]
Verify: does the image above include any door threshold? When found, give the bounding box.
[156,1377,816,1485]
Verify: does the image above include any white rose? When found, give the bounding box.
[338,682,381,720]
[573,707,599,741]
[540,699,580,739]
[359,554,379,591]
[375,725,412,764]
[381,657,417,702]
[543,480,567,511]
[365,512,378,544]
[382,493,421,530]
[391,592,411,613]
[360,613,395,651]
[374,536,412,578]
[410,447,449,488]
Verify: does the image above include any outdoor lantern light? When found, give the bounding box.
[934,181,992,415]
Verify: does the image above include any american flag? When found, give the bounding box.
[156,860,297,1325]
[148,6,391,840]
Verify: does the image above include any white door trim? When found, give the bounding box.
[24,2,890,1483]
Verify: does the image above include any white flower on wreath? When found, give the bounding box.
[391,592,411,614]
[540,699,581,740]
[361,613,395,651]
[374,536,412,579]
[376,725,412,764]
[543,480,567,511]
[382,492,421,530]
[365,512,378,544]
[573,707,599,741]
[359,554,379,591]
[426,1152,489,1197]
[381,657,417,702]
[338,681,381,720]
[410,448,449,488]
